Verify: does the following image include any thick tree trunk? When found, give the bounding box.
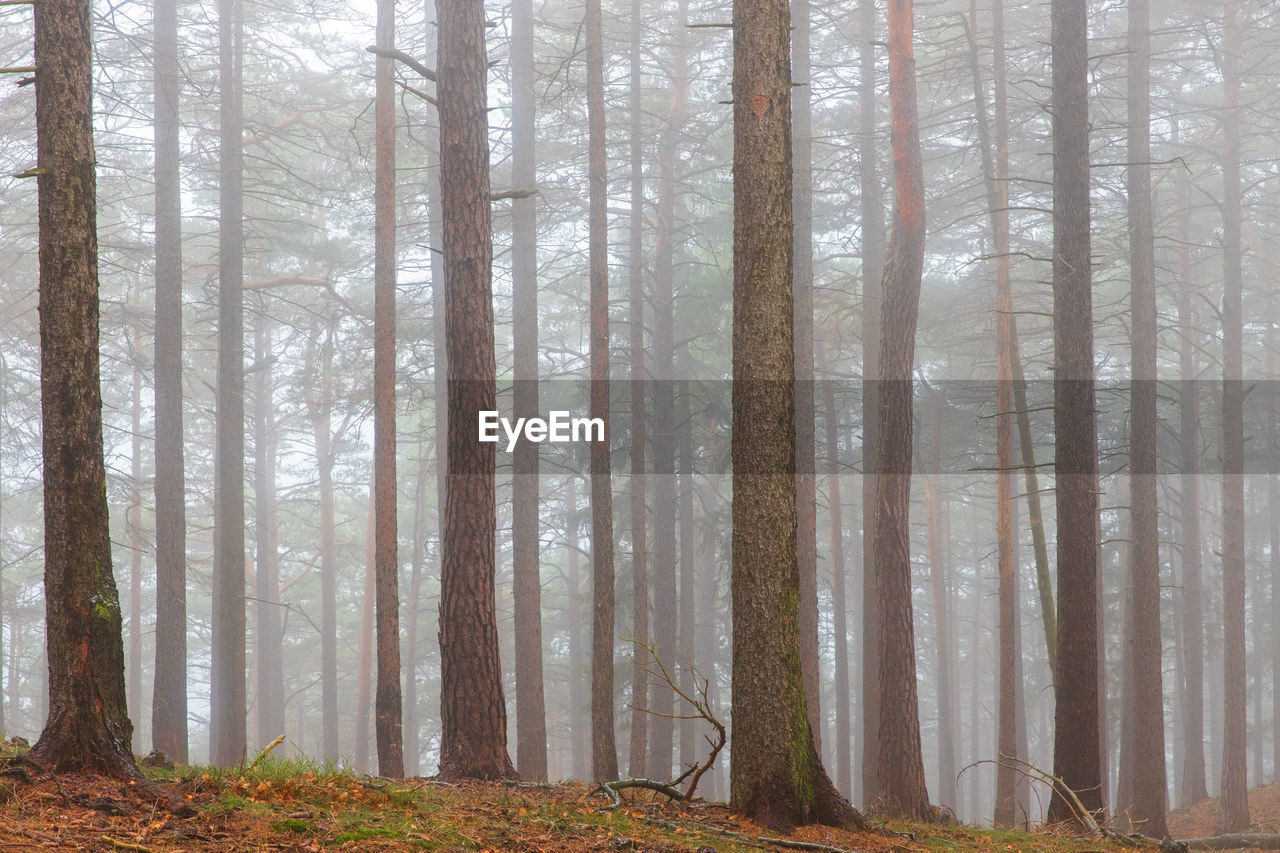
[729,0,851,830]
[253,319,285,749]
[649,0,688,779]
[436,0,516,781]
[873,0,930,822]
[858,0,884,808]
[29,0,136,775]
[586,0,618,783]
[1046,0,1103,824]
[1218,0,1249,832]
[511,0,547,783]
[1124,0,1166,834]
[791,0,821,756]
[372,0,404,777]
[211,0,247,768]
[626,0,649,781]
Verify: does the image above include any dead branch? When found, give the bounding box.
[365,45,436,81]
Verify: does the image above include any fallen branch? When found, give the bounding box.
[100,837,156,853]
[1178,836,1280,851]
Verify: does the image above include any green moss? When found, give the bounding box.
[271,818,315,834]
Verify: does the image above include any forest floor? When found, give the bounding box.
[1167,783,1280,839]
[0,746,1165,853]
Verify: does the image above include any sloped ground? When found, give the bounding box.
[0,756,1160,852]
[1166,784,1280,841]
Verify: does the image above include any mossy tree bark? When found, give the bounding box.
[729,0,851,831]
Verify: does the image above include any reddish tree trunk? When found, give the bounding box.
[436,0,516,781]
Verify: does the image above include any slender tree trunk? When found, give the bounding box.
[923,444,955,812]
[873,0,930,822]
[253,319,284,748]
[436,0,516,781]
[1271,273,1280,793]
[586,0,618,783]
[1123,0,1166,833]
[0,358,6,737]
[730,0,852,830]
[404,443,429,776]
[626,0,650,781]
[129,367,144,753]
[211,0,246,767]
[791,0,821,755]
[678,378,697,774]
[649,0,688,779]
[511,0,547,783]
[1171,114,1207,807]
[566,477,589,780]
[818,340,851,797]
[310,332,340,761]
[1219,0,1249,831]
[29,0,137,774]
[356,497,375,772]
[697,473,723,800]
[1047,0,1103,823]
[858,0,885,807]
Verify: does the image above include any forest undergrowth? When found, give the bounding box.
[0,740,1168,852]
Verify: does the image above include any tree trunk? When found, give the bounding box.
[697,473,723,801]
[1124,0,1166,834]
[873,0,930,822]
[310,332,340,761]
[1218,0,1248,831]
[791,0,821,757]
[626,0,649,781]
[511,0,547,783]
[356,496,375,772]
[649,0,688,780]
[436,0,516,781]
[678,378,697,774]
[129,367,144,754]
[923,390,956,814]
[729,0,851,830]
[1046,0,1103,824]
[211,0,247,768]
[565,477,589,780]
[858,0,885,807]
[372,0,404,779]
[253,318,285,749]
[28,0,136,774]
[404,443,429,776]
[586,0,618,783]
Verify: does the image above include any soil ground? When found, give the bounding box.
[1166,783,1280,841]
[0,752,1162,853]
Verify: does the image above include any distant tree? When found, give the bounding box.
[586,0,618,784]
[211,0,247,768]
[1218,0,1249,832]
[253,317,284,748]
[1122,0,1166,835]
[372,0,404,778]
[872,0,930,821]
[729,0,852,829]
[28,0,136,776]
[625,0,650,782]
[1046,0,1103,825]
[511,0,548,783]
[436,0,516,781]
[858,0,884,808]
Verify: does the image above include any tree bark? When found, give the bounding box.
[873,0,931,822]
[858,0,884,808]
[923,391,955,814]
[373,0,404,779]
[211,0,247,768]
[586,0,618,783]
[678,378,697,774]
[1046,0,1103,824]
[626,0,649,781]
[1123,0,1166,834]
[309,331,339,761]
[28,0,136,774]
[511,0,547,783]
[729,0,851,830]
[436,0,516,781]
[129,367,144,754]
[566,476,589,780]
[356,495,375,771]
[1218,0,1248,832]
[791,0,821,757]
